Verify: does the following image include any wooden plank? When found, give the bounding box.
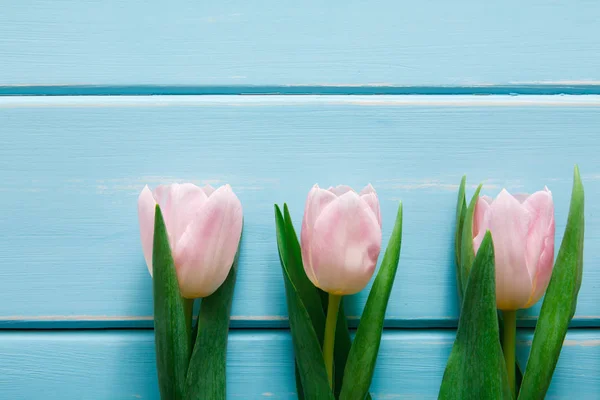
[1,96,599,328]
[0,329,597,399]
[0,0,599,87]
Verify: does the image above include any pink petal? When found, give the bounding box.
[480,195,493,204]
[201,184,216,197]
[137,185,157,275]
[487,189,533,310]
[174,185,243,298]
[512,193,531,204]
[523,188,555,307]
[328,185,355,197]
[300,185,337,285]
[359,184,381,227]
[525,233,555,308]
[153,183,208,246]
[473,197,492,240]
[309,191,382,295]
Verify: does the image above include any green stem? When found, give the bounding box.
[502,309,517,396]
[323,294,342,389]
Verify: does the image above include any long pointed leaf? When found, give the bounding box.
[455,176,467,300]
[275,205,332,399]
[184,239,240,400]
[152,205,193,400]
[460,184,482,295]
[439,231,512,400]
[281,204,327,337]
[331,302,371,400]
[339,202,403,400]
[282,262,335,399]
[458,181,524,391]
[519,166,585,400]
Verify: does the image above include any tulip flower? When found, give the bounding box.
[301,184,382,295]
[137,183,243,299]
[472,186,555,394]
[300,184,382,387]
[473,187,555,311]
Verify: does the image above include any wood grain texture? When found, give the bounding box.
[0,330,597,399]
[1,0,599,87]
[1,96,599,328]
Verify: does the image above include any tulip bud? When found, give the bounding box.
[137,183,243,298]
[300,184,382,295]
[473,188,555,310]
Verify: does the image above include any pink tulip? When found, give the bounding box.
[473,188,555,310]
[301,184,382,295]
[137,183,243,299]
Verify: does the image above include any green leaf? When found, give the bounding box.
[281,205,327,338]
[459,184,483,295]
[455,176,468,300]
[519,166,585,400]
[152,205,193,400]
[184,236,241,400]
[282,258,335,399]
[438,231,512,400]
[331,303,374,400]
[275,205,333,399]
[339,202,403,400]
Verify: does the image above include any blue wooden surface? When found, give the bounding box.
[0,330,597,399]
[2,1,600,396]
[1,0,599,88]
[1,96,599,329]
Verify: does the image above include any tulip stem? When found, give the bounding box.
[502,309,517,396]
[324,294,342,389]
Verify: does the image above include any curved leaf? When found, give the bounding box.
[152,205,193,400]
[282,261,335,399]
[275,205,332,399]
[340,202,403,400]
[281,204,327,338]
[519,166,585,400]
[455,176,467,300]
[460,184,482,295]
[439,231,512,400]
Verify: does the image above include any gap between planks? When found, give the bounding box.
[2,85,600,96]
[1,315,598,330]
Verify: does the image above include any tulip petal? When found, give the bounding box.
[473,196,492,240]
[174,185,243,298]
[487,189,533,310]
[300,185,337,285]
[154,183,209,246]
[201,184,216,197]
[359,184,381,227]
[138,185,157,275]
[523,189,555,307]
[310,192,382,295]
[513,193,530,203]
[328,185,355,197]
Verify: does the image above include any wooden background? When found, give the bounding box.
[1,1,599,398]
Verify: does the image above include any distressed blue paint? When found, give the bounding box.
[3,85,600,96]
[1,1,599,86]
[0,330,597,399]
[0,96,599,328]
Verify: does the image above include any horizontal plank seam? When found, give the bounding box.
[2,85,600,96]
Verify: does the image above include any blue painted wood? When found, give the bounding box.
[3,85,600,96]
[0,330,597,399]
[1,96,599,328]
[1,1,599,87]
